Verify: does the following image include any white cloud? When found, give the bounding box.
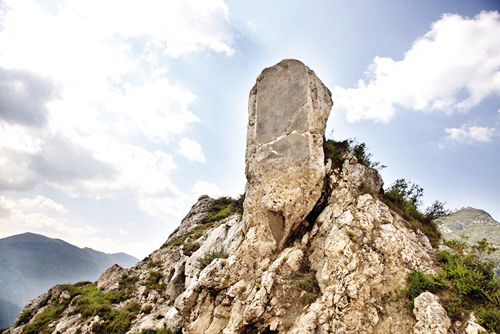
[0,195,95,237]
[0,0,236,221]
[119,228,129,236]
[177,138,207,163]
[333,11,500,122]
[104,79,198,143]
[247,20,256,33]
[17,195,67,213]
[445,125,496,144]
[191,181,222,199]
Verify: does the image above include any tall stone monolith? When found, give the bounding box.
[243,59,332,250]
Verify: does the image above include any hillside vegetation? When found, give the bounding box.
[0,233,138,329]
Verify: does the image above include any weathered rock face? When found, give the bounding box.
[96,263,127,291]
[6,60,452,334]
[244,59,332,250]
[165,195,216,245]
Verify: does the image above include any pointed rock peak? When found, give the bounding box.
[243,59,333,249]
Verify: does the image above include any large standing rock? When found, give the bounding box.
[244,59,332,249]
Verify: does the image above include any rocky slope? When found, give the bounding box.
[4,59,488,334]
[0,233,138,329]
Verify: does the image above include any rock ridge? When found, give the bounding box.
[5,59,453,334]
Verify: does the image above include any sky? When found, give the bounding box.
[0,0,499,259]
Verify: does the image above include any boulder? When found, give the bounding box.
[413,292,451,334]
[244,59,332,249]
[96,264,126,291]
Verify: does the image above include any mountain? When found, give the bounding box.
[0,232,138,328]
[437,207,500,271]
[437,207,500,243]
[4,60,494,334]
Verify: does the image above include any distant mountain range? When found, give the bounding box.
[437,207,500,244]
[437,207,500,271]
[0,232,138,329]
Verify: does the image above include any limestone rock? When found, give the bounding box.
[5,60,451,334]
[96,263,127,291]
[244,59,332,249]
[465,313,487,334]
[413,292,451,334]
[165,195,216,245]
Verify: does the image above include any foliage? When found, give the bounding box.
[402,270,444,309]
[161,194,245,249]
[436,208,500,276]
[323,138,351,168]
[141,305,153,314]
[381,179,448,247]
[74,285,117,317]
[323,137,385,170]
[197,248,228,270]
[162,222,216,248]
[404,238,500,332]
[184,241,201,256]
[287,257,320,305]
[204,195,245,224]
[351,142,386,170]
[92,300,140,334]
[143,271,163,296]
[21,279,143,334]
[116,274,139,301]
[17,309,33,325]
[22,302,67,334]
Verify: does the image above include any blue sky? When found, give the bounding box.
[0,0,499,258]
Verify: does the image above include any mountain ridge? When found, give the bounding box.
[0,232,138,328]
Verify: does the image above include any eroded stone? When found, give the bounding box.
[244,59,332,249]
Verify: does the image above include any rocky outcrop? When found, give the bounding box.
[97,264,127,291]
[413,292,451,334]
[165,195,216,245]
[244,59,332,250]
[465,313,487,334]
[5,59,456,334]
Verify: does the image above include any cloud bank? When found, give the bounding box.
[0,0,235,225]
[333,11,500,123]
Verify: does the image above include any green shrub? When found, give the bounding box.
[17,309,33,325]
[116,274,139,301]
[141,305,153,314]
[287,258,320,306]
[74,285,117,318]
[197,248,228,270]
[90,300,140,334]
[61,284,82,299]
[143,271,163,296]
[323,137,385,170]
[161,194,245,249]
[73,281,93,288]
[381,179,447,247]
[323,138,351,168]
[476,307,500,332]
[184,241,201,256]
[204,195,245,224]
[22,302,67,334]
[426,238,500,332]
[402,270,444,309]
